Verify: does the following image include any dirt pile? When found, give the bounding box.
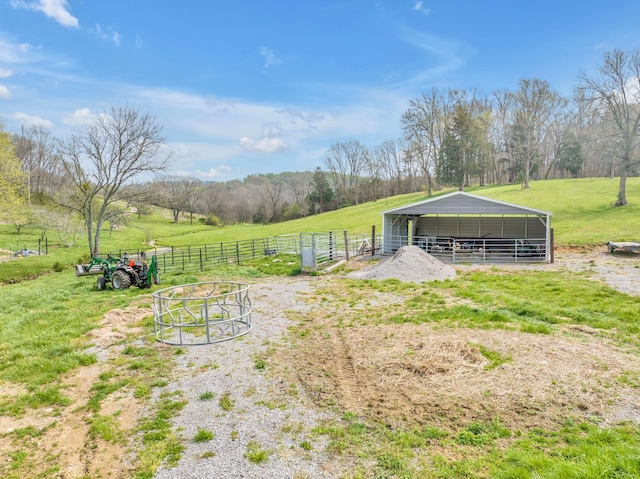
[348,245,456,282]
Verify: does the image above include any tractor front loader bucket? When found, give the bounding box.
[75,264,104,276]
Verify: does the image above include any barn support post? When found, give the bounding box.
[550,228,555,263]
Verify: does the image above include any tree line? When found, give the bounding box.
[2,49,640,256]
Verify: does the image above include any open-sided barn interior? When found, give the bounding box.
[381,191,553,263]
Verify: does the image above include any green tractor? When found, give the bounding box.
[76,252,160,290]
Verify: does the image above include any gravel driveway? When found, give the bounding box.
[153,276,336,479]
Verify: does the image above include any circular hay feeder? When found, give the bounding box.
[152,281,252,345]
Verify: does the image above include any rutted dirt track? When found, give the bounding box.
[0,306,153,478]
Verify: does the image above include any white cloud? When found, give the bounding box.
[260,46,282,70]
[196,166,234,179]
[413,1,431,15]
[10,0,79,28]
[113,32,121,47]
[0,38,31,63]
[240,136,288,153]
[240,123,289,153]
[0,85,12,99]
[62,107,98,126]
[0,68,13,78]
[12,112,54,128]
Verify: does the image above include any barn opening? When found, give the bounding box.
[381,191,553,263]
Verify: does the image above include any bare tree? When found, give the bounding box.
[578,49,640,206]
[371,139,406,199]
[57,106,171,255]
[324,139,368,207]
[157,176,198,223]
[507,79,567,188]
[200,182,227,220]
[286,173,311,217]
[247,174,290,223]
[401,89,457,195]
[183,178,202,224]
[12,125,61,203]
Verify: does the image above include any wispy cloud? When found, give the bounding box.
[12,111,54,127]
[413,1,431,15]
[10,0,79,28]
[0,85,12,99]
[396,28,465,87]
[0,37,31,63]
[260,46,283,70]
[0,68,13,78]
[90,24,122,46]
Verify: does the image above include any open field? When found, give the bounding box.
[1,179,640,478]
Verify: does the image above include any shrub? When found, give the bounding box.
[52,261,65,272]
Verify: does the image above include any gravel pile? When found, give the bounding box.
[348,245,457,282]
[153,277,335,479]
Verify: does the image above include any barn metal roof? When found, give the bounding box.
[381,191,552,217]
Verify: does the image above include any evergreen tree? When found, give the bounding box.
[306,167,334,214]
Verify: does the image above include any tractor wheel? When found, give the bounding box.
[111,270,132,290]
[97,276,107,290]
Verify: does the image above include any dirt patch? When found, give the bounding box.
[283,248,640,432]
[0,306,152,479]
[89,306,150,350]
[287,320,640,431]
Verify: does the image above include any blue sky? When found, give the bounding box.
[1,1,640,181]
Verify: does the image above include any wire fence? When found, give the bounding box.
[1,238,51,261]
[98,232,380,275]
[100,235,303,274]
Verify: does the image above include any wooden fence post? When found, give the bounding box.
[371,225,376,256]
[344,230,350,261]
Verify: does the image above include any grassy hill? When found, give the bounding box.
[470,177,640,245]
[118,177,640,248]
[1,178,639,280]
